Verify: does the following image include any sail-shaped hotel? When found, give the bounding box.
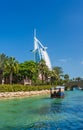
[33,30,52,70]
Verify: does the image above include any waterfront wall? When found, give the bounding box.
[0,90,50,99]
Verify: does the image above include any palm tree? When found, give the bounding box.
[4,57,19,84]
[50,66,63,85]
[0,53,8,83]
[53,66,63,79]
[75,77,81,82]
[64,74,69,81]
[38,59,49,84]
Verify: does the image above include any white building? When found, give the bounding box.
[33,30,52,70]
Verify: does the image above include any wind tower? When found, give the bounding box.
[33,29,52,70]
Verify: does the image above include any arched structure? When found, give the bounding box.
[33,30,52,70]
[65,81,83,90]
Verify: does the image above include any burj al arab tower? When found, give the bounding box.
[33,30,52,70]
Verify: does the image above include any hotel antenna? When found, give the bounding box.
[34,29,37,62]
[34,29,36,38]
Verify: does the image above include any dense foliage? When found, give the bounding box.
[0,53,71,86]
[0,84,50,92]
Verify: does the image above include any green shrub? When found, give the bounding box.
[0,84,51,92]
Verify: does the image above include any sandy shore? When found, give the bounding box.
[0,90,50,99]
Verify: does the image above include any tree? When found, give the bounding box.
[38,59,50,84]
[0,53,9,83]
[19,61,38,83]
[64,74,69,83]
[53,66,63,76]
[75,77,81,82]
[49,66,63,85]
[53,66,63,78]
[4,57,19,84]
[64,74,69,80]
[0,53,8,69]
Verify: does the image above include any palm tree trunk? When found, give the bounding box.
[10,72,13,84]
[42,72,44,84]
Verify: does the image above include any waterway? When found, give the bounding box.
[0,90,83,130]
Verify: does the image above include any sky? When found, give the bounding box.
[0,0,83,79]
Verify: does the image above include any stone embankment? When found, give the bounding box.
[0,90,50,99]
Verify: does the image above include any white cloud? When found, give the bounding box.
[58,58,72,63]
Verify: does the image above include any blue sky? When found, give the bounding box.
[0,0,83,78]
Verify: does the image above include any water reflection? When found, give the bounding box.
[27,98,64,116]
[50,100,63,114]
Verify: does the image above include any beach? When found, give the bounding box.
[0,90,50,99]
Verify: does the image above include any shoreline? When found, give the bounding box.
[0,90,50,99]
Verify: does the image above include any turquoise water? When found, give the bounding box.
[0,91,83,130]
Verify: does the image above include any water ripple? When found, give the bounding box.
[0,91,83,130]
